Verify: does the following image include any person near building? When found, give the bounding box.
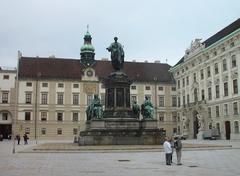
[174,137,183,165]
[163,137,172,165]
[170,137,175,163]
[23,133,28,145]
[16,134,21,145]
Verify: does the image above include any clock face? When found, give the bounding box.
[86,70,93,77]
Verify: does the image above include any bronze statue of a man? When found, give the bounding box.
[106,37,124,71]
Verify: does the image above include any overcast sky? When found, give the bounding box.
[0,0,239,68]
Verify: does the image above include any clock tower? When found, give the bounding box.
[80,26,95,67]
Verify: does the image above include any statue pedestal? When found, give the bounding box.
[197,130,204,140]
[79,71,165,145]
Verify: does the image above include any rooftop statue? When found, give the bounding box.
[106,37,124,71]
[141,97,154,119]
[86,94,103,120]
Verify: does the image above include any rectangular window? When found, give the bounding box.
[2,113,8,120]
[25,112,31,121]
[131,85,136,90]
[41,93,48,104]
[233,102,238,115]
[145,86,151,90]
[177,80,180,89]
[234,121,239,133]
[58,83,64,88]
[232,55,237,68]
[3,75,9,79]
[200,69,204,80]
[201,89,205,100]
[57,93,64,105]
[224,104,228,116]
[230,42,235,47]
[186,76,189,85]
[42,83,48,87]
[158,96,164,107]
[208,87,212,100]
[73,83,79,88]
[223,59,227,71]
[41,128,46,135]
[57,112,63,121]
[41,112,47,121]
[215,85,220,99]
[214,63,219,74]
[73,94,79,105]
[215,106,219,117]
[158,86,164,91]
[26,82,32,87]
[171,87,176,91]
[224,82,228,96]
[182,95,185,106]
[193,73,196,82]
[233,79,238,94]
[172,112,177,122]
[73,128,78,135]
[87,94,93,106]
[187,94,190,104]
[207,66,211,77]
[25,92,32,104]
[72,112,78,122]
[131,95,137,106]
[2,92,8,103]
[178,97,181,107]
[182,78,185,87]
[172,96,177,107]
[208,107,211,118]
[158,113,164,122]
[57,128,62,135]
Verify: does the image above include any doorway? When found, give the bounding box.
[225,121,231,140]
[0,124,12,139]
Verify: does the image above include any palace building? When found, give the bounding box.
[170,18,240,140]
[0,67,17,139]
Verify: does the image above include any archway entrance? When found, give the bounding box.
[225,121,231,140]
[0,111,12,139]
[0,124,12,139]
[193,111,199,139]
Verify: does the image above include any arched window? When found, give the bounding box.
[234,121,239,133]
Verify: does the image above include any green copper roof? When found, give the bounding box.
[80,44,95,53]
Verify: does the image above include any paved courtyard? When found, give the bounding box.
[1,140,240,176]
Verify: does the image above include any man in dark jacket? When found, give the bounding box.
[174,137,183,165]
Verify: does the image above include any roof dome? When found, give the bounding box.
[80,29,95,53]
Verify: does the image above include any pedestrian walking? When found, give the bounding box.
[163,137,172,165]
[23,133,28,145]
[170,137,175,163]
[174,137,183,165]
[16,134,21,145]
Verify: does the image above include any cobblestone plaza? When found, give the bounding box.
[1,140,240,176]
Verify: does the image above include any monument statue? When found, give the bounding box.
[86,94,103,120]
[132,100,140,118]
[106,37,124,71]
[141,97,154,119]
[197,114,204,130]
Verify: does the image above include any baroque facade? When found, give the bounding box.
[0,67,17,139]
[13,30,177,140]
[170,19,240,139]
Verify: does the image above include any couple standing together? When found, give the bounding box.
[163,137,182,166]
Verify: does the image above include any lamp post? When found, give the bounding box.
[12,51,20,154]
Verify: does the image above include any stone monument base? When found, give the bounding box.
[79,118,165,145]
